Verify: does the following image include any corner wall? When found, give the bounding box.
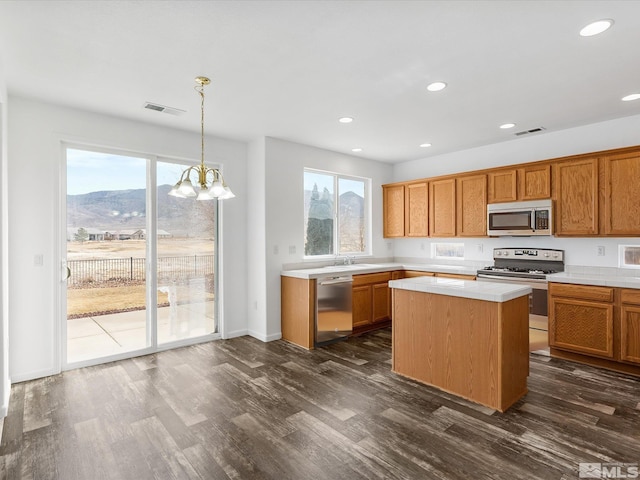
[259,137,394,341]
[7,96,248,382]
[0,60,9,416]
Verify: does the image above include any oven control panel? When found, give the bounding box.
[493,248,563,261]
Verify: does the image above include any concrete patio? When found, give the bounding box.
[67,301,216,363]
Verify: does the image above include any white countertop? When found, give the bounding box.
[548,272,640,289]
[281,262,479,279]
[389,276,531,303]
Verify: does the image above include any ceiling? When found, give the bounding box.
[1,0,640,164]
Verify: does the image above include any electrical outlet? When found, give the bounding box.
[34,254,43,266]
[597,246,605,256]
[476,243,483,253]
[273,245,279,255]
[289,245,296,255]
[420,243,425,251]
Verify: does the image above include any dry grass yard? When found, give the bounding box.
[66,237,214,318]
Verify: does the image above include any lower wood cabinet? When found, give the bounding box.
[549,283,614,359]
[549,282,640,375]
[620,289,640,365]
[352,272,392,330]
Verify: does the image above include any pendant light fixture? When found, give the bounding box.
[168,76,235,200]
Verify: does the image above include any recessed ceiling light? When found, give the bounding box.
[339,117,353,123]
[427,82,447,92]
[351,148,362,152]
[500,123,516,129]
[419,143,432,148]
[622,93,640,102]
[579,19,614,37]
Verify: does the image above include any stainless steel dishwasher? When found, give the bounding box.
[316,275,353,346]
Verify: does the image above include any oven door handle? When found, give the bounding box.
[476,273,549,285]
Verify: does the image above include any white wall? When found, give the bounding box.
[7,96,248,382]
[0,60,10,416]
[246,138,267,339]
[392,114,640,268]
[256,137,394,341]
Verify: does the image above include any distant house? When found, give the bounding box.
[104,229,171,240]
[66,227,105,241]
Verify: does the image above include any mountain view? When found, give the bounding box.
[67,185,216,237]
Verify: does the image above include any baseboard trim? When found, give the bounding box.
[11,367,60,384]
[248,330,282,343]
[223,329,248,339]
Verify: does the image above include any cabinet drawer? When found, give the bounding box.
[353,272,392,286]
[402,271,436,278]
[621,289,640,306]
[549,283,614,302]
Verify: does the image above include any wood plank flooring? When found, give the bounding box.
[1,328,639,479]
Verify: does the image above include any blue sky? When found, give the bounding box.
[66,149,195,195]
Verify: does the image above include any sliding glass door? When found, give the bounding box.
[64,147,218,367]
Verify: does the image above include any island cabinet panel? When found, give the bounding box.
[456,174,487,237]
[429,178,456,237]
[281,276,315,349]
[602,151,640,236]
[487,169,517,203]
[518,164,551,200]
[405,181,429,237]
[383,184,405,238]
[552,157,599,236]
[392,289,529,412]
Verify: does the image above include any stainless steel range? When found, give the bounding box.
[476,248,564,332]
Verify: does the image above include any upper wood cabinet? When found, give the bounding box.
[405,181,428,237]
[602,151,640,236]
[488,169,517,203]
[518,164,551,200]
[456,174,487,237]
[553,157,599,236]
[488,165,550,203]
[429,178,456,237]
[383,184,405,238]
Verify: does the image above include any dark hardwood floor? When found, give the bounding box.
[1,328,639,479]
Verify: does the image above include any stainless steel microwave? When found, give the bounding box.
[487,199,552,236]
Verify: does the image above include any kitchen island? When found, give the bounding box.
[389,276,531,412]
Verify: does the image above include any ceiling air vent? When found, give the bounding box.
[514,127,546,136]
[143,102,186,116]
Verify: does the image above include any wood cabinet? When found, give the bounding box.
[620,289,640,365]
[383,184,405,238]
[401,271,435,278]
[549,283,614,359]
[352,272,392,330]
[552,157,599,236]
[456,174,487,237]
[518,164,551,200]
[488,169,517,203]
[602,151,640,236]
[405,182,428,237]
[281,276,315,349]
[393,288,529,411]
[429,178,456,237]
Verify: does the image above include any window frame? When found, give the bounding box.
[619,244,640,269]
[303,168,371,259]
[431,242,465,260]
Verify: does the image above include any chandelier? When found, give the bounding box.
[168,76,235,200]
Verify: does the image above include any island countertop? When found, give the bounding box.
[389,276,531,303]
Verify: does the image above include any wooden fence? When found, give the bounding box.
[67,254,215,286]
